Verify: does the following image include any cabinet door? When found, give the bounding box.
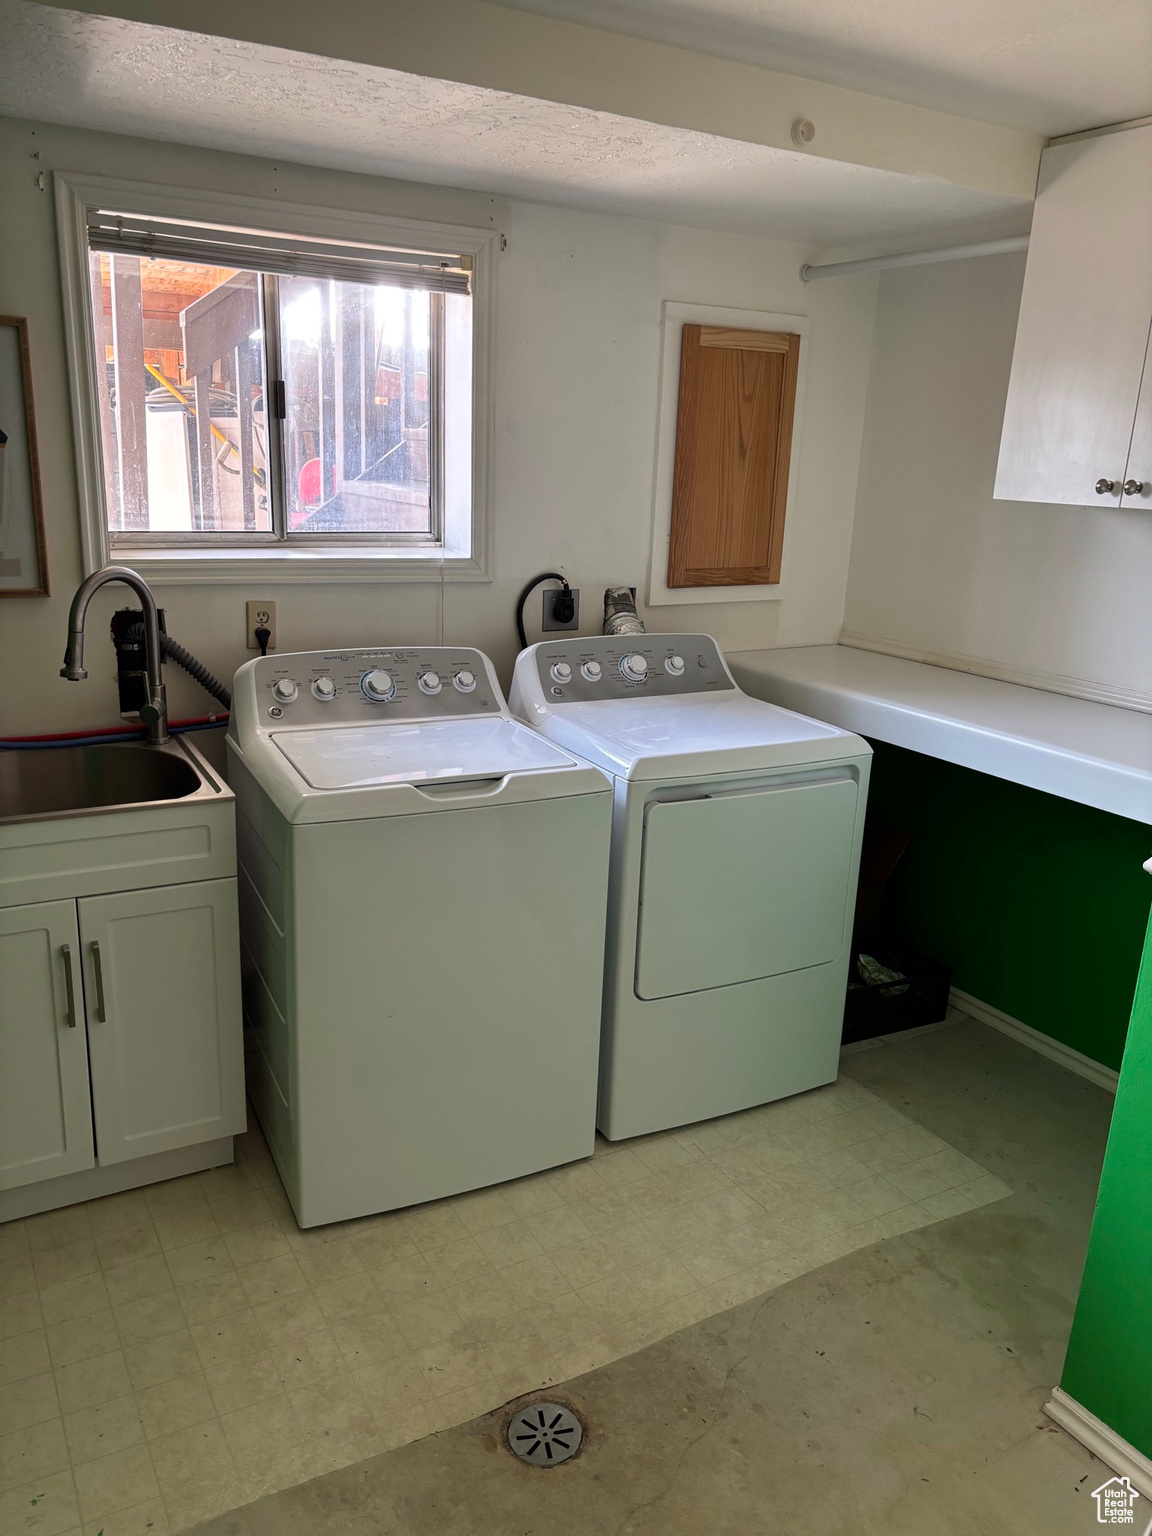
[1121,322,1152,508]
[996,124,1152,506]
[79,879,245,1165]
[0,900,94,1190]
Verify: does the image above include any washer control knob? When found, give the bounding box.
[419,671,442,695]
[581,660,602,682]
[312,676,337,699]
[271,678,298,703]
[551,662,573,684]
[453,670,477,693]
[664,655,685,676]
[619,653,649,682]
[362,669,395,701]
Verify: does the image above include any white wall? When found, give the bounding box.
[844,251,1152,705]
[0,117,877,735]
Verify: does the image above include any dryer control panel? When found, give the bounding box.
[248,647,503,727]
[526,634,735,703]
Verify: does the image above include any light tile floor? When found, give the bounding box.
[0,1076,1011,1535]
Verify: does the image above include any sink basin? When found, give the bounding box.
[0,734,234,907]
[0,739,216,823]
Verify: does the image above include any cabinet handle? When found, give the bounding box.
[1096,478,1117,495]
[61,944,77,1028]
[1124,480,1146,496]
[91,940,107,1023]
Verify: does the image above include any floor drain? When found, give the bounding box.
[506,1401,584,1466]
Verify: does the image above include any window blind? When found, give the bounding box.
[86,210,473,295]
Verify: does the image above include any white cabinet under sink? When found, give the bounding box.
[996,123,1152,510]
[0,881,243,1192]
[0,738,245,1220]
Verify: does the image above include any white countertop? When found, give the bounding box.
[726,645,1152,825]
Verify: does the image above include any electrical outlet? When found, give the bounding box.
[541,587,580,632]
[246,600,277,650]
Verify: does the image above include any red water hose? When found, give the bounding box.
[2,714,228,743]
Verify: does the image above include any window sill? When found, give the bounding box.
[105,546,490,586]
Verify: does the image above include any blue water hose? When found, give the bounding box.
[0,719,228,751]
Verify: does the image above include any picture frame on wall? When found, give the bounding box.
[0,315,49,597]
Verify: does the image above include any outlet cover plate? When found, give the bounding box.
[541,588,580,633]
[246,600,277,650]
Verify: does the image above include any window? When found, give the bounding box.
[64,187,492,578]
[89,254,273,536]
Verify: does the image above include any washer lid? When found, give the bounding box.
[273,717,579,789]
[531,693,866,780]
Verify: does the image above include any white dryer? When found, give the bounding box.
[510,635,871,1141]
[228,646,612,1226]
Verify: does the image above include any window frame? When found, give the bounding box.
[57,172,497,585]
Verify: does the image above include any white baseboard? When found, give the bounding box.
[950,988,1119,1094]
[0,1138,234,1223]
[838,630,1152,717]
[1045,1387,1152,1499]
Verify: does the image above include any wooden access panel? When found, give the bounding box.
[668,324,800,587]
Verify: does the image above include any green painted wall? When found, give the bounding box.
[1061,908,1152,1457]
[866,741,1151,1072]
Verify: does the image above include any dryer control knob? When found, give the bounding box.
[419,671,442,695]
[620,653,648,681]
[272,677,298,703]
[551,662,573,684]
[665,655,685,676]
[453,670,477,693]
[362,669,396,701]
[312,676,337,699]
[581,660,602,682]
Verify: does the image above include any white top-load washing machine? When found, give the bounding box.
[510,634,871,1141]
[228,646,612,1226]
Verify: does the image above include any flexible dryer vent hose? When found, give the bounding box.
[603,586,645,636]
[126,622,232,710]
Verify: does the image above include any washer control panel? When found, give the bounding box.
[252,647,501,726]
[530,634,734,702]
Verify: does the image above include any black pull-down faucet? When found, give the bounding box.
[60,565,169,745]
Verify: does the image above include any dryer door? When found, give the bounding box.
[635,775,858,1000]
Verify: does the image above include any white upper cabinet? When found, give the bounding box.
[996,124,1152,508]
[1122,326,1152,508]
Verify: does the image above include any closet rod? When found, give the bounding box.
[800,234,1029,283]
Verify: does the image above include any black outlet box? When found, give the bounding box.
[542,587,580,632]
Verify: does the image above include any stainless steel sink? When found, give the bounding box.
[0,737,224,824]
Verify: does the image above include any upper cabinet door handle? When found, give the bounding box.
[91,940,107,1023]
[61,944,77,1028]
[1096,478,1117,495]
[1124,480,1146,496]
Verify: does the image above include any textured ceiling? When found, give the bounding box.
[491,0,1152,137]
[0,1,1029,248]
